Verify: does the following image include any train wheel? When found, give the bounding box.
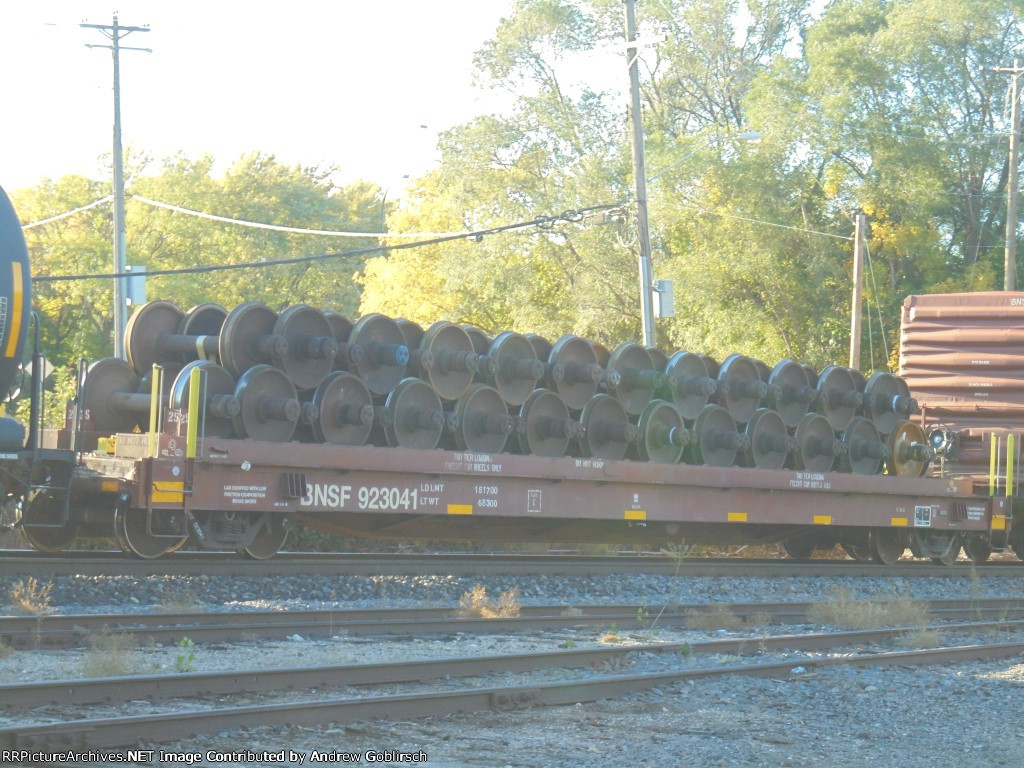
[20,488,77,552]
[1012,543,1024,561]
[961,535,991,564]
[841,543,872,562]
[113,506,186,559]
[782,536,815,561]
[868,528,905,565]
[240,515,289,560]
[930,544,960,567]
[20,522,77,553]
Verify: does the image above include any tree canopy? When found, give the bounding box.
[360,0,1023,370]
[14,153,383,368]
[12,0,1024,376]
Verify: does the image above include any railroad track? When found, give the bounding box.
[2,620,1021,751]
[2,550,1023,578]
[5,598,1024,648]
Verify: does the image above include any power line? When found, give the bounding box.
[21,196,113,230]
[131,195,473,239]
[863,238,891,372]
[667,201,853,241]
[31,203,622,284]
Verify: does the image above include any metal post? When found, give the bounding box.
[993,61,1023,291]
[1007,62,1021,291]
[624,0,655,347]
[849,213,866,369]
[112,24,127,358]
[82,16,150,358]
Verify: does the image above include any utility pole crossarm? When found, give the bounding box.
[80,22,151,33]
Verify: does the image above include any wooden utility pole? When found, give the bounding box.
[82,16,151,359]
[624,0,655,346]
[993,61,1023,291]
[849,213,866,370]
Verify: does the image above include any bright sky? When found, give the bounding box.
[1,1,528,196]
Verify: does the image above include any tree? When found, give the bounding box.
[364,0,1022,372]
[750,0,1022,365]
[15,153,384,368]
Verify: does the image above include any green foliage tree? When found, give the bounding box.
[14,153,383,371]
[362,0,1022,371]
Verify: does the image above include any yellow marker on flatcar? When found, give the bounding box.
[152,481,184,504]
[1008,434,1016,498]
[990,434,998,496]
[186,365,201,459]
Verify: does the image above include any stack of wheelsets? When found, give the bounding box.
[83,300,931,479]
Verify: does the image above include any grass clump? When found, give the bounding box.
[82,629,135,677]
[157,583,199,613]
[9,577,54,615]
[807,588,931,629]
[457,585,521,619]
[686,606,747,631]
[902,627,942,649]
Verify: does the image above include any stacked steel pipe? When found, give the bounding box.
[81,300,930,476]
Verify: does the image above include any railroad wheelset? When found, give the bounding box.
[714,354,767,424]
[546,335,603,411]
[115,299,931,485]
[662,351,716,421]
[513,389,581,457]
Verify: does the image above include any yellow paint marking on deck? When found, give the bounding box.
[624,509,647,521]
[890,517,909,527]
[447,504,473,515]
[727,512,748,522]
[813,515,832,525]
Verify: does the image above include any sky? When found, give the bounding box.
[1,1,534,196]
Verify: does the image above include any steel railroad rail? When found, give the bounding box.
[3,632,1022,751]
[4,598,1024,648]
[2,551,1023,578]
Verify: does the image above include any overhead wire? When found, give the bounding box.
[20,196,113,230]
[667,201,853,241]
[31,203,623,284]
[131,195,474,239]
[863,238,891,371]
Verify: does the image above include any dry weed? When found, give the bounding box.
[82,629,135,677]
[457,585,521,619]
[686,606,747,631]
[9,577,54,615]
[902,628,942,649]
[157,584,199,613]
[807,587,931,629]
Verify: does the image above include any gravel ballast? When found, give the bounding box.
[2,568,1023,767]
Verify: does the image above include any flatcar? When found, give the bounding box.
[0,184,1014,562]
